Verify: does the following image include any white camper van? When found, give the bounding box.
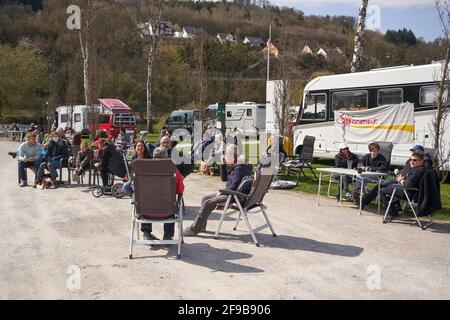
[281,63,450,167]
[56,105,90,133]
[208,101,266,135]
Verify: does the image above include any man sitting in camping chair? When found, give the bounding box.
[183,144,253,236]
[379,151,427,221]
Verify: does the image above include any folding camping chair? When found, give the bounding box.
[214,168,277,247]
[382,169,440,230]
[129,159,184,259]
[282,135,318,185]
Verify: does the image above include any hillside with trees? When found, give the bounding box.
[0,0,444,128]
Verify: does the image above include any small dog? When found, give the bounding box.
[36,174,54,189]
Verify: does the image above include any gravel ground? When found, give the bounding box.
[1,139,449,299]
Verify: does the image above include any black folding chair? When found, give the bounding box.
[383,169,441,230]
[282,135,318,184]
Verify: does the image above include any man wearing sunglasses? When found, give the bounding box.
[378,152,427,220]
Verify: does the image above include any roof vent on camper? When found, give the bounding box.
[370,65,413,71]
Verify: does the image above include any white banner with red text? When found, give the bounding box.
[334,102,415,144]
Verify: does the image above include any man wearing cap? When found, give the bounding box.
[360,144,428,208]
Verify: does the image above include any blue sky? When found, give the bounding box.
[271,0,443,42]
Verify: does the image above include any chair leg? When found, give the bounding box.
[422,216,433,230]
[235,200,259,246]
[215,196,231,239]
[403,190,423,228]
[383,189,397,223]
[261,205,277,237]
[327,176,334,198]
[233,211,242,231]
[308,165,319,182]
[129,219,136,259]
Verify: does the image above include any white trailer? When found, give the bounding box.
[56,105,90,132]
[208,102,266,135]
[288,63,450,168]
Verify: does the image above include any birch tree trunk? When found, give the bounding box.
[351,0,369,73]
[79,29,90,107]
[432,0,450,180]
[146,40,155,133]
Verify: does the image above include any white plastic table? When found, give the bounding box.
[316,167,387,214]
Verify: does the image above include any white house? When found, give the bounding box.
[316,48,328,58]
[243,36,265,48]
[137,21,174,37]
[182,26,203,39]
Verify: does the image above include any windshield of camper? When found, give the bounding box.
[301,94,326,120]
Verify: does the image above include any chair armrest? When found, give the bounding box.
[219,189,250,199]
[394,185,418,192]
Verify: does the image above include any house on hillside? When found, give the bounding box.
[316,48,328,58]
[182,26,204,39]
[262,42,279,57]
[137,21,174,37]
[301,44,314,55]
[216,33,241,44]
[243,36,265,48]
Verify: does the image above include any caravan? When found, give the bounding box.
[208,102,266,135]
[56,105,90,133]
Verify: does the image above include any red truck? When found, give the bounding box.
[95,99,137,139]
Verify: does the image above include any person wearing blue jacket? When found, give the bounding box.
[184,144,253,236]
[36,132,70,187]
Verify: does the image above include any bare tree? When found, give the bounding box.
[66,60,79,130]
[197,28,208,123]
[77,0,102,137]
[432,0,450,181]
[273,29,292,140]
[351,0,369,73]
[133,0,164,133]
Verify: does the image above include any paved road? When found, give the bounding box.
[0,139,449,299]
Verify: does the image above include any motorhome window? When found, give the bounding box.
[74,113,81,123]
[419,85,450,105]
[61,114,68,123]
[301,94,326,120]
[98,115,110,124]
[247,109,252,117]
[227,111,232,118]
[378,88,403,105]
[332,90,368,111]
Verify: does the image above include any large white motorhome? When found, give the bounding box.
[269,63,450,167]
[208,101,266,135]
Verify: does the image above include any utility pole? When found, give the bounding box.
[267,24,271,82]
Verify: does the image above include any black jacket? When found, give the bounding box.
[360,153,388,172]
[403,165,427,189]
[335,153,358,169]
[221,163,253,192]
[101,143,126,178]
[416,169,442,216]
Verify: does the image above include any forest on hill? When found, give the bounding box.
[0,0,444,126]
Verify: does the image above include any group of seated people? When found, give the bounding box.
[333,142,432,220]
[15,128,72,187]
